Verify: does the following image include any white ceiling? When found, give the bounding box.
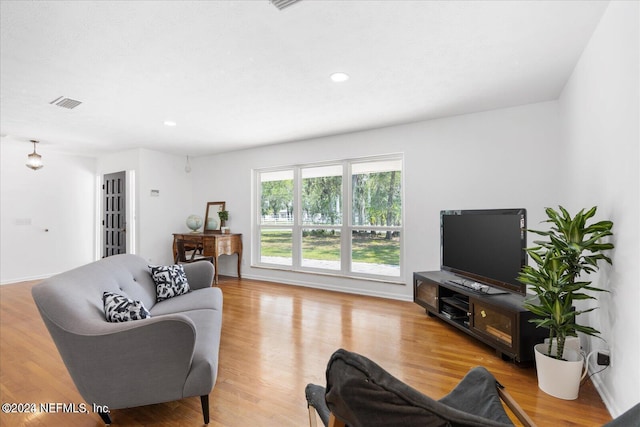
[0,0,609,157]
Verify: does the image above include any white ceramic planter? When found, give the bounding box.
[534,343,587,400]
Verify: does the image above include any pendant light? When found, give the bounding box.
[26,140,44,170]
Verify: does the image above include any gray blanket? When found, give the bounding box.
[323,349,513,427]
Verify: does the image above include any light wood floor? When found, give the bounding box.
[1,276,612,426]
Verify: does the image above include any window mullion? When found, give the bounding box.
[292,166,302,269]
[254,171,262,265]
[342,160,351,274]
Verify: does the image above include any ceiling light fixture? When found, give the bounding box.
[164,120,177,127]
[26,140,44,170]
[330,72,350,83]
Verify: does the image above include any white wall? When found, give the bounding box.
[192,101,563,300]
[0,142,96,283]
[137,149,193,265]
[558,1,639,416]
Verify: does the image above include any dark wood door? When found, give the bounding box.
[102,171,126,257]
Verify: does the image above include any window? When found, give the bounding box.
[301,165,343,270]
[259,170,293,266]
[351,159,402,276]
[255,155,403,281]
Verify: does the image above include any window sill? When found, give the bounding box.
[250,263,406,285]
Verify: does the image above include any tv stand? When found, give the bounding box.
[413,271,546,364]
[444,279,509,295]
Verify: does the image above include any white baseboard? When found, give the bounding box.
[587,356,618,418]
[240,272,413,302]
[1,273,52,285]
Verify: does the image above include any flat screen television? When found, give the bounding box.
[440,208,527,295]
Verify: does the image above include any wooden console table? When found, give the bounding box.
[173,232,242,284]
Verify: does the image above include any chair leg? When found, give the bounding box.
[497,386,537,427]
[328,413,346,427]
[201,395,210,424]
[98,410,112,425]
[308,405,318,427]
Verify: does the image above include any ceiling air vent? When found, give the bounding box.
[49,96,82,109]
[270,0,302,10]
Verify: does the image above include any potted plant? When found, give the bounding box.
[218,210,229,232]
[517,206,614,399]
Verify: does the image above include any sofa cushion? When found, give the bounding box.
[149,264,190,301]
[150,286,223,316]
[102,291,151,322]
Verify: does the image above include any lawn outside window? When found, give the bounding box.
[255,155,403,282]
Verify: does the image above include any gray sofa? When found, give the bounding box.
[31,254,223,425]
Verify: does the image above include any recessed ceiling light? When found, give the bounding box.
[330,72,350,83]
[164,120,177,127]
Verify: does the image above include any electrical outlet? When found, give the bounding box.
[597,351,610,366]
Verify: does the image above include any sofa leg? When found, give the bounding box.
[98,410,112,425]
[201,395,210,424]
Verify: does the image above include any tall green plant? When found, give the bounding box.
[518,206,614,360]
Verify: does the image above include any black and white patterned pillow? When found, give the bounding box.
[149,264,191,302]
[102,291,151,323]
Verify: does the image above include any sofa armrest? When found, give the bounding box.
[50,314,199,409]
[183,261,215,290]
